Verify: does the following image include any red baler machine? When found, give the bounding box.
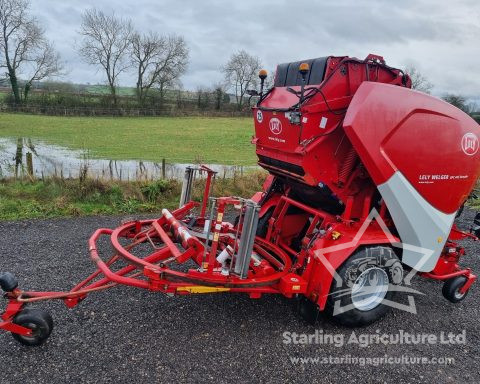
[2,54,480,346]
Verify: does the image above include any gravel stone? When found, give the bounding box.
[1,210,479,383]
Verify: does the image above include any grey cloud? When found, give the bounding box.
[27,0,480,100]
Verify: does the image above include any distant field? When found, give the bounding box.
[85,85,136,96]
[0,113,256,165]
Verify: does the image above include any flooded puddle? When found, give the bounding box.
[0,138,257,180]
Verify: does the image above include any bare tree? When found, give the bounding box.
[131,31,162,103]
[212,82,227,110]
[78,9,132,105]
[154,35,189,103]
[222,50,261,110]
[195,85,213,110]
[131,32,188,105]
[23,41,62,100]
[442,94,476,115]
[404,64,433,94]
[0,0,62,103]
[0,0,29,103]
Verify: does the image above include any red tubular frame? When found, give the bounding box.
[2,188,479,338]
[199,165,215,218]
[0,189,296,339]
[1,52,478,341]
[0,299,31,336]
[89,229,151,289]
[421,270,477,294]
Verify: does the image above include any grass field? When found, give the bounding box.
[85,85,136,96]
[0,113,256,165]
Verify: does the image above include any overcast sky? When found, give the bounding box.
[30,0,480,101]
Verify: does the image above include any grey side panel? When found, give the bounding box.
[377,172,456,272]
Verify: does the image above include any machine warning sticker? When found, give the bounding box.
[320,116,328,129]
[256,110,263,123]
[461,132,479,156]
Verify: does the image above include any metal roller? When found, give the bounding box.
[234,200,260,279]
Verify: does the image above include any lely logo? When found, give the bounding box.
[269,118,282,135]
[461,133,479,156]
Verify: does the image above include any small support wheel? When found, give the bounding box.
[0,272,18,292]
[11,308,54,346]
[442,276,469,303]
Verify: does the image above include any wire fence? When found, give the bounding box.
[0,87,257,117]
[0,103,252,118]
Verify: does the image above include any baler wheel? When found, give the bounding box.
[256,209,274,238]
[442,276,469,303]
[325,246,402,326]
[11,308,53,346]
[233,208,273,238]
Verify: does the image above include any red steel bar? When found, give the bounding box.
[200,165,216,218]
[89,229,151,289]
[152,220,182,259]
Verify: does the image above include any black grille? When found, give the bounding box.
[258,155,305,176]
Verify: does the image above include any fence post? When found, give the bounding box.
[26,152,34,180]
[162,158,166,179]
[14,138,23,179]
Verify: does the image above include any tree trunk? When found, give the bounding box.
[159,83,165,108]
[109,84,117,106]
[137,86,150,106]
[9,72,21,104]
[23,82,32,102]
[237,96,243,111]
[136,79,144,105]
[215,89,221,110]
[136,84,141,101]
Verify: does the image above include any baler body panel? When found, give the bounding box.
[378,171,457,271]
[253,56,408,212]
[254,56,480,274]
[343,82,480,271]
[343,81,480,215]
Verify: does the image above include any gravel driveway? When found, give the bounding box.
[1,209,480,384]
